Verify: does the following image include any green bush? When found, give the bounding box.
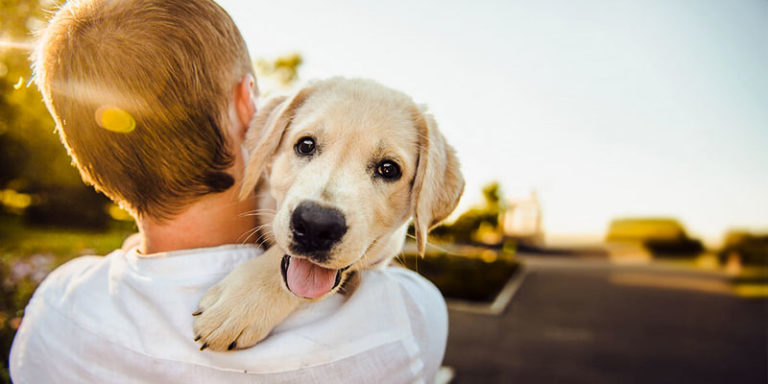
[400,250,520,302]
[644,238,704,257]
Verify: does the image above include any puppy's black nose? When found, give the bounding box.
[290,201,347,255]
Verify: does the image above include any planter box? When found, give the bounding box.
[400,245,520,303]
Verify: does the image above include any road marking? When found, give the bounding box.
[434,366,455,384]
[447,266,528,315]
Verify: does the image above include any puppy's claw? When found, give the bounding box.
[228,341,237,350]
[192,309,203,316]
[194,335,201,342]
[200,343,209,351]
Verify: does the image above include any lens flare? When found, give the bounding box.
[95,105,135,133]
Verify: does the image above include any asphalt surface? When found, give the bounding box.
[443,255,768,384]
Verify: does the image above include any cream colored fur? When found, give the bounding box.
[193,78,464,351]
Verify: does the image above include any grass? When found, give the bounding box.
[0,215,135,263]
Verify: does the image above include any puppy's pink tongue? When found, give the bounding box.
[286,257,337,299]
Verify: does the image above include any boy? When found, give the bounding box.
[9,0,448,382]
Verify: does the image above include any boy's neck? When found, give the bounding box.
[137,188,258,255]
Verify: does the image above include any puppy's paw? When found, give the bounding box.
[192,252,302,352]
[193,282,275,351]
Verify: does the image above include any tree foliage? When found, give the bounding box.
[254,52,304,95]
[0,0,114,228]
[430,181,505,244]
[1,0,83,191]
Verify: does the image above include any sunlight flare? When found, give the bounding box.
[95,105,135,133]
[0,40,35,51]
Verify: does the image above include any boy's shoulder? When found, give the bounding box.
[45,253,108,282]
[20,252,125,341]
[33,253,115,305]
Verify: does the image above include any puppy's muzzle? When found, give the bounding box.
[289,201,347,261]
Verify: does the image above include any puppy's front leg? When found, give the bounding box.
[193,247,301,351]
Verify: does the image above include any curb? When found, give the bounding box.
[446,265,528,315]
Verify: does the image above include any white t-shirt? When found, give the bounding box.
[9,244,448,383]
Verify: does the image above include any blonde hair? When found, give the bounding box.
[34,0,254,219]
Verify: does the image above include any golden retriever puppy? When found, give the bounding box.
[193,78,464,351]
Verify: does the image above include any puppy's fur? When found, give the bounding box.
[193,78,464,351]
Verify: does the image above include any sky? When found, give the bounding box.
[217,0,768,244]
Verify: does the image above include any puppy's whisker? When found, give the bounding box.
[239,212,276,218]
[237,227,260,244]
[253,235,270,249]
[239,221,275,246]
[242,208,277,213]
[240,229,261,245]
[252,228,274,249]
[238,208,277,217]
[237,223,270,243]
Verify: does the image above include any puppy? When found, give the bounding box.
[193,78,464,351]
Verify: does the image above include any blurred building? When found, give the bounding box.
[500,190,544,247]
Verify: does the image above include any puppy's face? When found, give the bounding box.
[269,85,418,292]
[241,79,464,300]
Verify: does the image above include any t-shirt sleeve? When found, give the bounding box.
[385,267,449,381]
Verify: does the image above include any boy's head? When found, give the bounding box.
[35,0,255,219]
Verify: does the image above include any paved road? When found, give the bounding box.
[443,255,768,384]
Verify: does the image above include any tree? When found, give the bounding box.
[0,0,114,227]
[254,52,304,95]
[1,0,87,190]
[430,181,505,245]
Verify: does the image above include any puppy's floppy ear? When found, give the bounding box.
[238,85,317,201]
[411,109,465,255]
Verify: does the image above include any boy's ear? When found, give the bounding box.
[234,74,257,140]
[410,110,465,255]
[238,84,317,201]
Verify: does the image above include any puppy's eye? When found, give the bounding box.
[376,160,401,181]
[295,137,315,156]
